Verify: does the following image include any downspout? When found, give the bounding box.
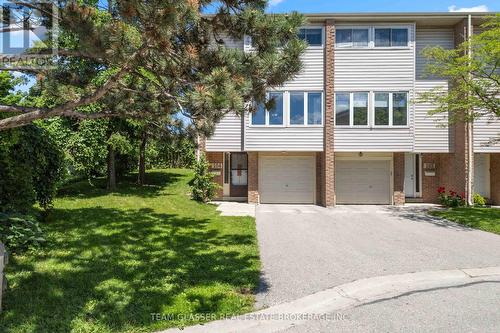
[466,14,474,206]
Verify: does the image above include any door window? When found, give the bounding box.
[231,154,248,186]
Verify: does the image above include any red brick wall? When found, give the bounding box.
[316,152,324,205]
[491,154,500,205]
[393,153,405,205]
[248,152,259,203]
[205,152,224,199]
[324,19,335,207]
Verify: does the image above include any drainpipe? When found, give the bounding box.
[466,14,474,206]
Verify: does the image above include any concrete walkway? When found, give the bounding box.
[212,201,256,217]
[158,266,500,333]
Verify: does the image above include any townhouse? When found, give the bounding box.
[202,12,500,206]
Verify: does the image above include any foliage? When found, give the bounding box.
[190,155,220,202]
[437,186,466,207]
[420,15,500,127]
[473,193,487,206]
[0,1,306,133]
[0,213,46,253]
[431,207,500,235]
[0,125,65,212]
[0,169,260,332]
[147,137,196,168]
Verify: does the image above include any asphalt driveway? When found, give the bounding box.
[255,204,500,308]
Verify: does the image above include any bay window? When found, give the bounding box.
[335,92,369,126]
[374,92,408,126]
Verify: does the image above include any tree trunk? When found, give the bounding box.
[107,145,116,191]
[138,130,147,185]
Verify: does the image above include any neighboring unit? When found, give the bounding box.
[203,12,500,206]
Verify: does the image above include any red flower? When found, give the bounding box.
[460,192,465,198]
[449,190,456,196]
[437,186,446,194]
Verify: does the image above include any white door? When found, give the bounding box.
[404,154,415,197]
[474,154,490,198]
[336,160,391,204]
[260,155,315,204]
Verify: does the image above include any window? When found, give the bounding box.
[392,92,408,125]
[298,28,322,46]
[335,92,369,126]
[374,93,390,125]
[252,92,284,126]
[268,92,283,125]
[335,93,350,126]
[374,92,408,126]
[353,93,368,126]
[290,92,305,125]
[374,28,408,47]
[307,92,322,125]
[336,28,369,48]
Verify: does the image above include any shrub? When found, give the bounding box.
[190,155,220,203]
[0,213,46,253]
[437,186,465,207]
[473,193,487,206]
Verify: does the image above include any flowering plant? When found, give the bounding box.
[437,187,465,207]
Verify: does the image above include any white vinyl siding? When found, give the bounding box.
[474,117,500,152]
[334,23,415,152]
[413,28,454,152]
[205,112,243,152]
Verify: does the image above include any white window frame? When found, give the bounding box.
[334,91,370,128]
[288,91,324,127]
[372,91,409,128]
[250,91,285,127]
[298,26,324,48]
[335,25,411,49]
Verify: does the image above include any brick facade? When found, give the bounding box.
[324,19,336,207]
[205,152,224,199]
[491,154,500,205]
[393,153,405,205]
[248,152,259,203]
[316,152,324,205]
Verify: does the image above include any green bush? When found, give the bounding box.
[473,193,487,206]
[0,213,46,253]
[190,155,220,203]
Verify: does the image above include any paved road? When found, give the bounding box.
[282,282,500,333]
[255,204,500,308]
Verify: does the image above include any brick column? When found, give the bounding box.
[248,152,259,203]
[205,152,224,199]
[451,18,474,203]
[491,154,500,205]
[323,19,335,207]
[393,153,405,205]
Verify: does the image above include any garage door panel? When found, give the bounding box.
[336,160,391,204]
[260,156,315,204]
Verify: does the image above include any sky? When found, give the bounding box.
[264,1,499,13]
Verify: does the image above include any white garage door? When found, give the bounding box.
[260,155,315,204]
[336,160,391,204]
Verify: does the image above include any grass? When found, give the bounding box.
[0,169,261,333]
[431,207,500,235]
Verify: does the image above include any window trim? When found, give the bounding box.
[335,27,370,49]
[335,25,411,49]
[251,91,285,127]
[297,27,324,48]
[287,91,324,127]
[372,91,409,128]
[334,91,370,128]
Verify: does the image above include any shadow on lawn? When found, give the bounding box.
[57,171,185,199]
[1,206,260,333]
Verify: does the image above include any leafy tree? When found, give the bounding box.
[420,15,499,123]
[190,154,220,202]
[0,0,306,136]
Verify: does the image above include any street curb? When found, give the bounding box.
[157,266,500,333]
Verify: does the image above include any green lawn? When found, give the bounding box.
[0,169,260,333]
[431,207,500,235]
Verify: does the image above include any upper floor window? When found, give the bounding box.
[335,92,369,126]
[290,91,323,125]
[298,28,322,46]
[374,28,408,47]
[336,28,369,48]
[335,91,408,127]
[252,92,284,126]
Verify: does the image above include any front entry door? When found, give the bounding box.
[230,153,248,197]
[404,153,421,198]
